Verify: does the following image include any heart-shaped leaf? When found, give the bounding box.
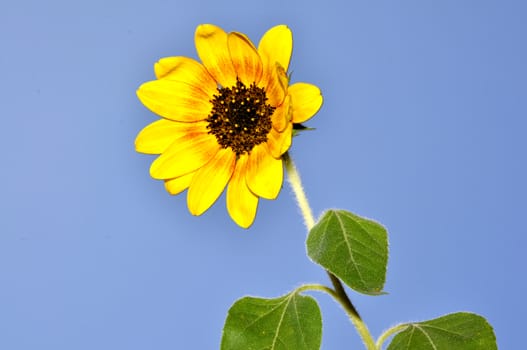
[387,312,497,350]
[307,209,388,294]
[221,292,322,350]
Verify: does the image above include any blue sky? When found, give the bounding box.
[1,1,525,349]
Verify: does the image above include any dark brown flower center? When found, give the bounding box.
[206,79,274,156]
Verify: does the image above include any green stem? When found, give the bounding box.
[283,152,315,230]
[296,283,337,296]
[283,152,377,350]
[327,272,363,322]
[375,324,409,349]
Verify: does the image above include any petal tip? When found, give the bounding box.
[195,23,224,39]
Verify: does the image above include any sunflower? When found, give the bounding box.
[135,24,323,228]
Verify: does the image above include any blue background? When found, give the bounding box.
[1,0,525,349]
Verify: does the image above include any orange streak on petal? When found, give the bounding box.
[150,132,219,180]
[135,120,209,155]
[259,63,287,107]
[195,24,237,88]
[271,95,291,132]
[154,56,217,96]
[267,122,293,159]
[228,32,263,86]
[137,80,211,122]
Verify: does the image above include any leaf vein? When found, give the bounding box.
[415,324,438,350]
[240,300,286,333]
[270,295,293,349]
[342,211,385,250]
[335,212,367,287]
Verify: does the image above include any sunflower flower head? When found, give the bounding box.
[135,24,323,228]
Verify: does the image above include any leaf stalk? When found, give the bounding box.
[284,153,377,350]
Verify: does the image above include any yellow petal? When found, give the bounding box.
[195,24,237,88]
[271,95,291,132]
[226,154,259,228]
[154,56,217,96]
[137,80,212,122]
[227,32,263,85]
[246,143,283,199]
[258,25,293,74]
[164,172,195,195]
[288,82,323,123]
[150,132,219,179]
[135,119,209,155]
[267,122,292,158]
[279,123,293,155]
[259,63,287,107]
[187,148,236,216]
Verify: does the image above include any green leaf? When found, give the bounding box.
[221,292,322,350]
[387,312,497,350]
[306,209,388,295]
